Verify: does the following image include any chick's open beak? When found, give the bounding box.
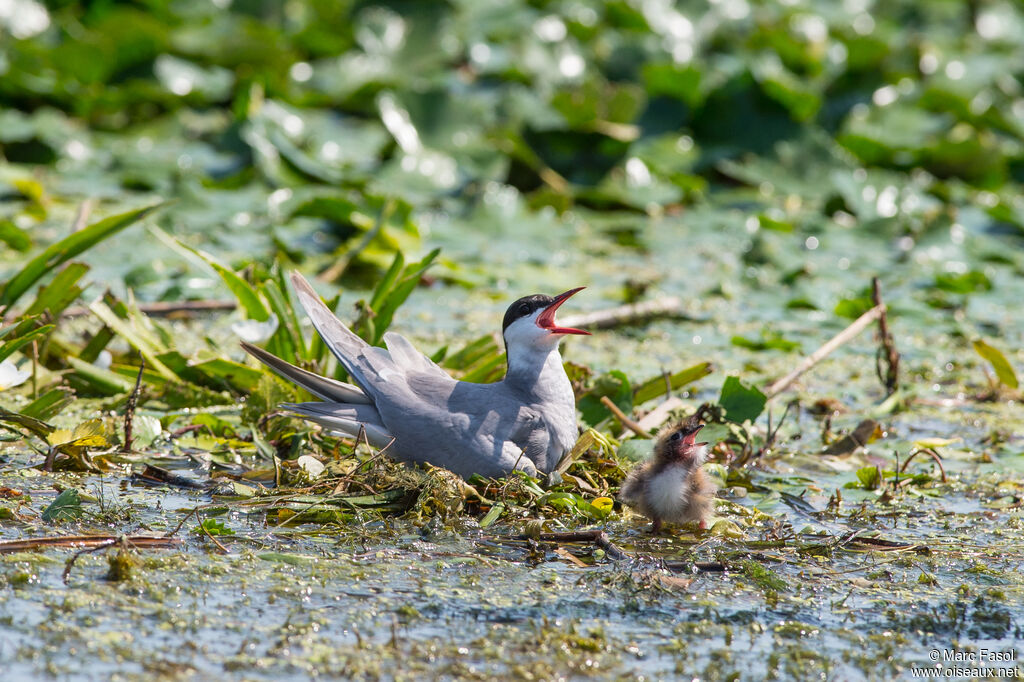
[683,423,706,447]
[536,287,590,335]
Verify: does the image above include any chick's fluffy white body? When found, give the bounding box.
[622,444,710,524]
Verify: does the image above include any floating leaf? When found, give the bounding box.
[834,297,874,319]
[42,489,83,523]
[0,204,161,309]
[731,330,800,353]
[935,271,992,294]
[192,518,235,536]
[972,340,1019,389]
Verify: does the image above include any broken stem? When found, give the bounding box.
[900,447,947,482]
[121,359,145,454]
[872,277,900,395]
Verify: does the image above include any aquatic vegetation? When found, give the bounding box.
[2,0,1024,677]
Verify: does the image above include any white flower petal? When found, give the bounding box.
[0,360,31,390]
[231,314,279,343]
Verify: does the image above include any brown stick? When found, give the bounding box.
[197,514,231,554]
[559,297,685,331]
[900,447,947,482]
[600,396,651,438]
[529,530,629,562]
[71,199,96,233]
[764,304,885,399]
[121,359,145,453]
[61,300,238,319]
[872,278,900,395]
[665,560,727,573]
[0,534,183,555]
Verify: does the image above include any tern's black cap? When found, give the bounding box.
[502,294,553,333]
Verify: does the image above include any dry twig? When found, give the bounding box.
[121,359,145,453]
[765,304,885,399]
[560,297,686,331]
[527,530,629,562]
[600,396,651,438]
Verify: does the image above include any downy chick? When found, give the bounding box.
[619,419,717,533]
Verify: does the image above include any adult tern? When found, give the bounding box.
[242,273,590,479]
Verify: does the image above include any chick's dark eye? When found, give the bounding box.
[669,432,683,442]
[518,303,531,316]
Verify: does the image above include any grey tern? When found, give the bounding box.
[619,419,717,532]
[242,272,590,479]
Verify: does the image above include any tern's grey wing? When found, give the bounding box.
[367,373,549,478]
[241,341,371,404]
[382,332,449,380]
[291,273,455,401]
[290,272,381,397]
[283,401,393,448]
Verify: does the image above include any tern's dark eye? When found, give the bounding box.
[518,303,531,316]
[669,431,683,442]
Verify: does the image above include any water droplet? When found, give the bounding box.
[558,53,585,78]
[290,62,313,82]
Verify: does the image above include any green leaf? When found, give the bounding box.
[187,356,263,393]
[0,323,54,363]
[25,263,90,317]
[192,518,235,536]
[935,271,992,294]
[260,278,302,363]
[731,330,801,353]
[42,489,83,523]
[853,466,881,489]
[0,219,31,252]
[578,370,632,427]
[369,250,405,312]
[152,226,270,321]
[0,407,54,439]
[87,301,178,381]
[718,376,767,424]
[371,248,440,345]
[0,203,161,309]
[973,339,1019,389]
[834,297,874,319]
[65,356,136,395]
[633,362,714,405]
[479,502,504,528]
[21,388,74,421]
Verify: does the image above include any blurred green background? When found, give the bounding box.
[2,0,1023,379]
[3,0,1022,286]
